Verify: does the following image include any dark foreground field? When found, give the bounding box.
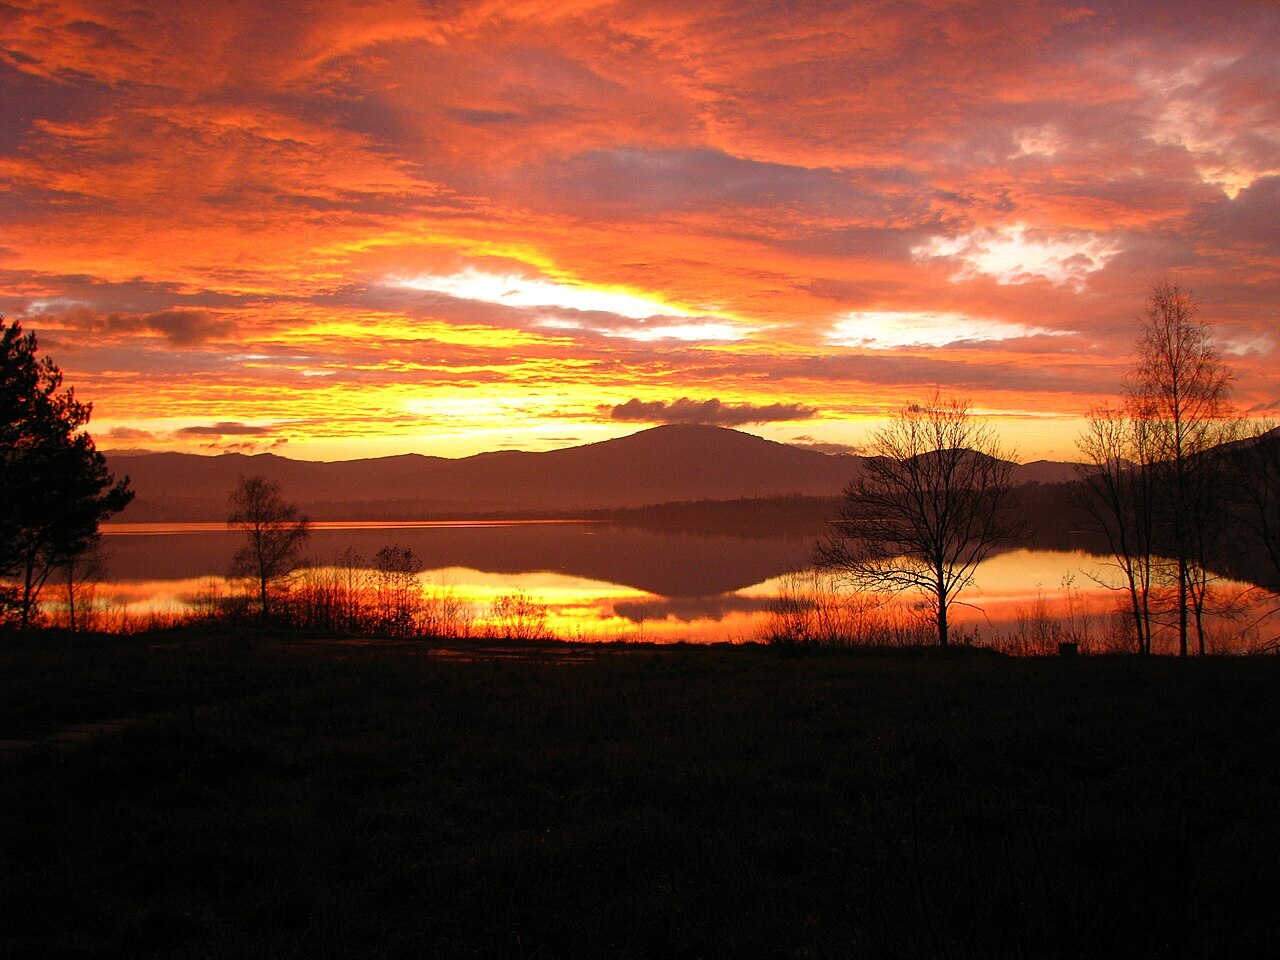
[3,633,1278,959]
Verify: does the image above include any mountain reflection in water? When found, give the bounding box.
[100,520,810,598]
[94,520,1275,649]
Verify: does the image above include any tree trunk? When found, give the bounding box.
[1178,558,1189,657]
[1140,565,1152,655]
[1193,580,1207,656]
[21,558,34,631]
[1128,585,1145,655]
[937,592,949,648]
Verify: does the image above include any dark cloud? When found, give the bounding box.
[103,426,156,441]
[0,61,115,155]
[447,106,574,126]
[39,306,235,345]
[784,225,932,261]
[688,352,1125,398]
[610,397,818,426]
[214,438,290,453]
[528,147,893,217]
[142,309,237,345]
[0,271,260,315]
[840,354,1121,395]
[177,422,273,437]
[1203,176,1280,246]
[789,436,864,456]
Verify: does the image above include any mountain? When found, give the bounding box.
[105,424,1082,521]
[1013,459,1080,484]
[106,425,857,520]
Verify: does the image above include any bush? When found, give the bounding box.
[761,569,931,646]
[486,590,551,641]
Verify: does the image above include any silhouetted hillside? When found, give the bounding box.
[107,424,1079,521]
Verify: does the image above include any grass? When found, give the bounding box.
[3,630,1279,958]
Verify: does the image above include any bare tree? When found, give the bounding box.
[228,476,310,622]
[487,590,551,641]
[815,394,1020,647]
[1075,405,1159,653]
[372,544,422,637]
[56,539,107,633]
[1127,281,1236,656]
[334,546,370,632]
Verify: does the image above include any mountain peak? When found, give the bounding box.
[594,423,762,441]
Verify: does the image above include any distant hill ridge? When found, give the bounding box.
[105,424,1080,521]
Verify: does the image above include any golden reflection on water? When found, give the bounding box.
[87,526,1277,650]
[945,549,1123,624]
[415,567,661,642]
[91,568,761,642]
[76,555,1129,643]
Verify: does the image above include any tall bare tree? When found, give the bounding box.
[1075,405,1159,653]
[816,394,1020,647]
[228,476,310,622]
[1076,283,1237,655]
[57,540,107,633]
[1128,282,1236,655]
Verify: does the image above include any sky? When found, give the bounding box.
[1,0,1278,463]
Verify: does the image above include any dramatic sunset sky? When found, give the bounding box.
[2,1,1277,461]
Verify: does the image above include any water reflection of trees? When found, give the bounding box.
[95,500,1166,599]
[70,503,1280,652]
[199,556,552,642]
[761,567,1280,655]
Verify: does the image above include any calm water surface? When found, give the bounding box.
[94,520,1271,649]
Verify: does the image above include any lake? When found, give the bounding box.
[84,519,1274,652]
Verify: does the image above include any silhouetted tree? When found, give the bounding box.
[57,540,107,633]
[1129,282,1236,655]
[372,544,422,637]
[815,393,1020,647]
[228,476,310,622]
[1076,404,1159,653]
[1076,283,1237,655]
[334,546,369,631]
[1,319,133,629]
